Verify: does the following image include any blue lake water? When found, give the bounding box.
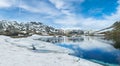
[37,36,120,66]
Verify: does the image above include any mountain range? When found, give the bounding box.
[0,20,62,36]
[0,20,85,37]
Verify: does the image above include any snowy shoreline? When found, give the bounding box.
[0,35,102,66]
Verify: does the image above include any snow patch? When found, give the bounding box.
[0,35,102,66]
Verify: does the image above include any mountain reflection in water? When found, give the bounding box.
[36,36,120,66]
[37,37,84,43]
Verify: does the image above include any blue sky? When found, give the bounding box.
[0,0,120,30]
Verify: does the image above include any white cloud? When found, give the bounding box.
[104,0,120,21]
[49,0,84,9]
[0,0,16,8]
[0,0,61,16]
[19,0,61,16]
[53,0,120,30]
[49,0,107,29]
[54,15,110,30]
[49,0,84,15]
[49,0,65,10]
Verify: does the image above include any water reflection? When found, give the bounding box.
[36,36,120,65]
[37,37,63,44]
[37,37,84,44]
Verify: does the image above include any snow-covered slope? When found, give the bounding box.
[0,35,102,66]
[0,20,56,35]
[0,20,20,30]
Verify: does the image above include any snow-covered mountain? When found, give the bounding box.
[0,20,59,36]
[0,20,85,36]
[0,20,20,30]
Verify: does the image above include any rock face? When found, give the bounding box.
[0,20,58,36]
